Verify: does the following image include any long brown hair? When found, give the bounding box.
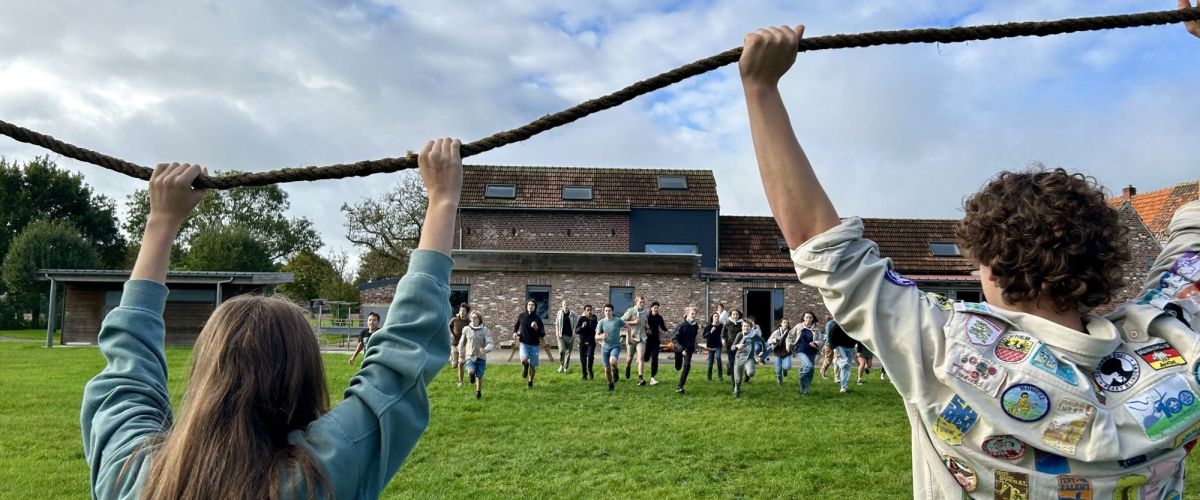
[134,295,331,499]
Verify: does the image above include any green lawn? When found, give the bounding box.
[0,328,58,342]
[1,341,1197,499]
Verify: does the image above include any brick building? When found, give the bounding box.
[39,269,293,345]
[358,165,993,348]
[1111,180,1199,244]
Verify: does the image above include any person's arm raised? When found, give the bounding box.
[740,25,840,248]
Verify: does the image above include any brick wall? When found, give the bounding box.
[63,286,104,344]
[1095,204,1166,315]
[457,210,630,252]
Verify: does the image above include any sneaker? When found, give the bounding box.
[556,367,563,373]
[527,381,533,389]
[865,368,871,374]
[638,379,646,387]
[733,388,741,398]
[676,387,685,394]
[456,382,462,388]
[475,391,481,400]
[650,378,659,386]
[857,379,864,385]
[839,387,848,393]
[608,383,615,391]
[881,372,888,381]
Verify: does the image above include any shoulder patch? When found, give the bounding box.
[884,268,916,287]
[940,455,977,492]
[1041,399,1096,456]
[1057,476,1091,500]
[1030,345,1079,386]
[1094,351,1140,393]
[954,301,991,315]
[963,315,1004,347]
[1001,383,1051,422]
[1170,252,1199,281]
[934,395,979,446]
[922,292,954,311]
[1123,373,1200,441]
[1135,342,1186,370]
[994,471,1029,499]
[981,435,1026,460]
[946,343,1007,397]
[994,333,1038,363]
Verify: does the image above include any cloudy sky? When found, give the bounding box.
[1,0,1197,268]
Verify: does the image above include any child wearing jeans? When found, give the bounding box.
[740,9,1200,498]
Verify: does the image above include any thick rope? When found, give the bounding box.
[2,7,1198,189]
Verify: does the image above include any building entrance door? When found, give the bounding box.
[743,288,783,335]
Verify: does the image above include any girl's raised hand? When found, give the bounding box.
[1182,0,1200,38]
[148,162,208,227]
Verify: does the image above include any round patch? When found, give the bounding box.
[1193,362,1200,388]
[1001,384,1051,422]
[994,333,1037,363]
[941,454,977,492]
[982,435,1026,460]
[1093,351,1140,393]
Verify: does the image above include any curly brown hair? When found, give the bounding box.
[956,167,1131,313]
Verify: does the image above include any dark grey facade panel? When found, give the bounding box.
[628,208,718,268]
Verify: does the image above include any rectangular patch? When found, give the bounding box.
[1172,419,1200,448]
[964,314,1004,347]
[1123,374,1200,441]
[1135,343,1186,370]
[1034,449,1069,474]
[994,470,1029,500]
[1042,399,1096,456]
[954,301,992,315]
[935,395,979,446]
[1170,252,1199,281]
[1057,476,1091,500]
[946,343,1008,397]
[1030,344,1079,386]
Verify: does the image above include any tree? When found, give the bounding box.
[341,171,427,275]
[0,157,125,275]
[354,248,407,285]
[1,220,99,325]
[280,250,359,303]
[179,225,275,272]
[124,171,321,263]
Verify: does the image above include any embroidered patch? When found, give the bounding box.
[1087,376,1107,405]
[982,435,1026,460]
[1094,351,1141,393]
[924,292,954,311]
[954,302,991,315]
[934,395,979,446]
[1170,252,1200,280]
[946,343,1007,397]
[1173,419,1200,448]
[1195,362,1200,387]
[941,454,977,492]
[884,268,916,287]
[1123,374,1200,441]
[964,315,1004,347]
[1034,449,1069,474]
[1001,384,1051,422]
[1115,475,1146,499]
[1030,344,1079,386]
[1042,399,1096,456]
[993,333,1037,363]
[1057,476,1092,500]
[1136,289,1173,309]
[1164,490,1182,500]
[1118,455,1148,468]
[1136,343,1186,370]
[994,470,1029,499]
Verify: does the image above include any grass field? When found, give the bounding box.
[2,340,1199,499]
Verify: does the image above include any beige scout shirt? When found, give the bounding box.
[622,307,649,344]
[457,324,494,361]
[790,200,1200,500]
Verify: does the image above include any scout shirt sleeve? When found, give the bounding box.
[290,249,452,499]
[790,217,952,402]
[1137,201,1200,305]
[81,279,172,499]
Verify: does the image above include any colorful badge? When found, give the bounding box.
[1164,490,1182,500]
[924,292,954,311]
[1033,449,1069,474]
[1030,344,1079,386]
[1115,475,1146,499]
[885,268,916,287]
[994,333,1037,363]
[1172,419,1200,448]
[1123,374,1200,441]
[1042,399,1097,456]
[946,343,1008,397]
[964,315,1004,347]
[1135,343,1186,371]
[994,471,1029,499]
[941,454,977,492]
[1094,351,1141,393]
[982,435,1025,460]
[954,301,991,315]
[1170,252,1199,280]
[1087,376,1107,405]
[935,395,979,446]
[1136,289,1173,309]
[1001,384,1050,422]
[1195,362,1200,387]
[1057,476,1091,500]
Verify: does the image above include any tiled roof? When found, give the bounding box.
[718,216,974,275]
[460,165,719,210]
[1108,180,1199,243]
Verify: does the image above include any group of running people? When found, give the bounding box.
[354,295,885,399]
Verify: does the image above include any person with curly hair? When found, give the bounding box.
[741,10,1200,498]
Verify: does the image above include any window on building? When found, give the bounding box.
[742,288,785,334]
[929,242,962,257]
[450,284,470,312]
[609,286,634,315]
[778,238,790,255]
[562,186,593,200]
[525,285,551,321]
[644,243,699,254]
[956,290,983,303]
[657,175,688,190]
[484,184,516,199]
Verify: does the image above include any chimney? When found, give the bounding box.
[1122,185,1137,199]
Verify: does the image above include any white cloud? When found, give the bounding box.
[0,0,1196,272]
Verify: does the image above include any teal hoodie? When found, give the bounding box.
[81,249,452,499]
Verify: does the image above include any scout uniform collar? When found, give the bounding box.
[962,301,1120,368]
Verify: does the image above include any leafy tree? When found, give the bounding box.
[0,157,125,275]
[353,248,407,285]
[124,171,321,263]
[341,171,426,274]
[1,220,99,325]
[179,225,275,272]
[280,250,360,303]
